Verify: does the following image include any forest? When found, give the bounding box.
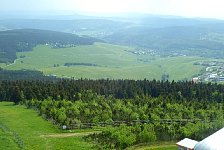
[0,79,224,149]
[0,69,56,80]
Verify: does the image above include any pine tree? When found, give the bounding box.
[11,86,24,105]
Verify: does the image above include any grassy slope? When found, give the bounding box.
[0,129,20,150]
[0,102,94,150]
[3,42,207,80]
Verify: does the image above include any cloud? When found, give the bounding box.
[1,0,224,19]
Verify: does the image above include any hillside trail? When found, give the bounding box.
[40,131,101,138]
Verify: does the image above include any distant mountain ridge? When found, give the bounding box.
[104,20,224,58]
[1,15,224,61]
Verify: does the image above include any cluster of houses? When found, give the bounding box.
[126,48,156,56]
[176,127,224,150]
[193,61,224,83]
[45,43,76,49]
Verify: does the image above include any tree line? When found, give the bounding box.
[0,69,57,81]
[0,79,224,103]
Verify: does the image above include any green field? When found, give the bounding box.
[0,102,95,150]
[2,42,207,80]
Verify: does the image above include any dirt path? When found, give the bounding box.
[40,131,101,138]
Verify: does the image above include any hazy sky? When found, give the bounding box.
[1,0,224,19]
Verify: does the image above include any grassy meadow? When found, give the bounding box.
[2,42,207,80]
[0,102,94,150]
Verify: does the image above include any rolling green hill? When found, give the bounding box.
[1,42,207,80]
[0,29,100,62]
[0,18,224,80]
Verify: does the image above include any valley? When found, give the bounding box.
[1,43,207,80]
[1,10,224,150]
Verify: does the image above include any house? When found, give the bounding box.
[192,77,199,83]
[209,73,218,79]
[176,138,198,150]
[219,76,224,81]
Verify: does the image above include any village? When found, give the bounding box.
[193,61,224,83]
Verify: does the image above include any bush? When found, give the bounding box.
[139,124,157,143]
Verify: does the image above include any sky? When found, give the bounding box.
[1,0,224,19]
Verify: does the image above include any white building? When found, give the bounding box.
[176,138,198,150]
[194,127,224,150]
[177,127,224,150]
